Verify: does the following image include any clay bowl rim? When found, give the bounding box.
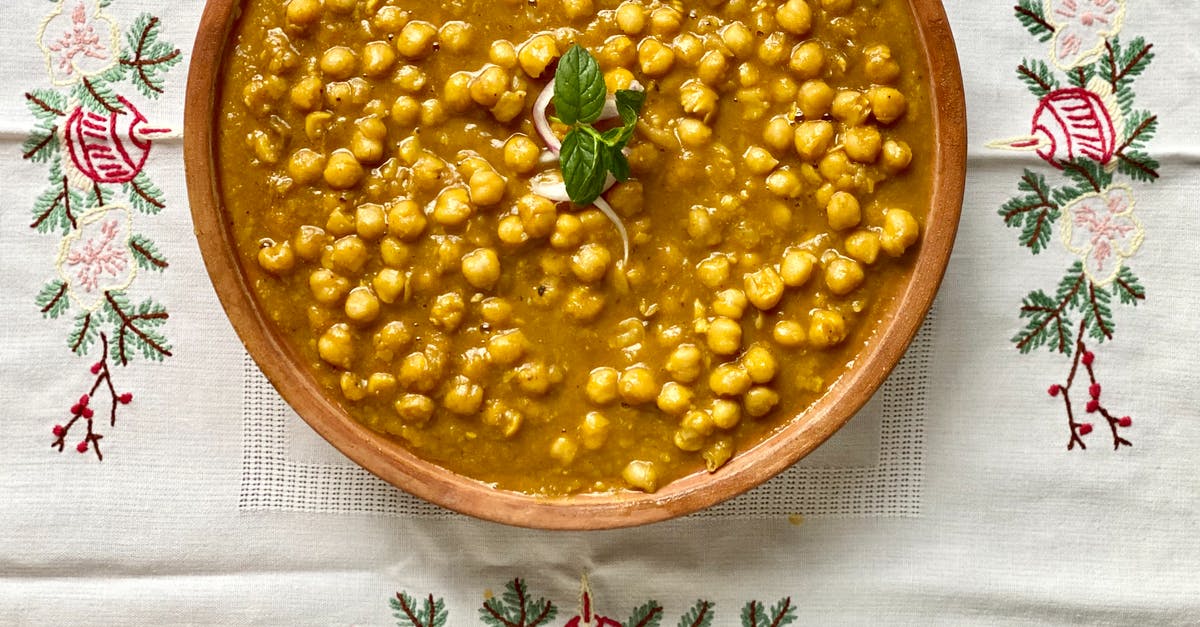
[184,0,966,530]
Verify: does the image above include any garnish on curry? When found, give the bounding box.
[218,0,932,495]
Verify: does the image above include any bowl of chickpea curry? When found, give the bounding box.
[185,0,965,528]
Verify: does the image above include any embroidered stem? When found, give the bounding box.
[105,290,173,365]
[1049,321,1132,450]
[22,127,57,160]
[50,333,133,461]
[25,91,66,116]
[1015,5,1055,35]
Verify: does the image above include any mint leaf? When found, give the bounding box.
[609,149,631,182]
[561,129,608,205]
[554,45,606,126]
[615,88,646,126]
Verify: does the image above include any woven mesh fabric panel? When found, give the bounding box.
[240,312,934,518]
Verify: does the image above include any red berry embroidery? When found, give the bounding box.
[1088,383,1101,399]
[1081,351,1095,366]
[76,441,88,453]
[1086,399,1100,413]
[90,362,102,375]
[118,393,133,404]
[1078,423,1093,436]
[1048,384,1061,397]
[52,425,65,437]
[1118,416,1132,428]
[50,334,135,462]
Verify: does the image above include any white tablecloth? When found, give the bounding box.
[2,0,1198,623]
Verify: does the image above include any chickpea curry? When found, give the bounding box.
[218,0,931,495]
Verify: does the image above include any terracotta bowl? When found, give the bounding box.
[185,0,966,530]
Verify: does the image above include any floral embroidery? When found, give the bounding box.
[993,3,1157,450]
[38,0,119,85]
[391,576,795,627]
[23,1,180,459]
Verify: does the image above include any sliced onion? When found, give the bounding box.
[533,79,560,154]
[598,80,645,121]
[529,171,571,202]
[593,196,630,266]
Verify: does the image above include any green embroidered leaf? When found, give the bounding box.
[1015,0,1054,43]
[72,76,125,114]
[1056,262,1088,312]
[1104,37,1154,118]
[1014,289,1074,355]
[767,598,797,626]
[130,233,169,271]
[125,171,167,213]
[1112,266,1146,306]
[1115,150,1160,182]
[68,311,98,356]
[1081,279,1115,342]
[103,292,172,365]
[676,600,714,627]
[1058,159,1111,197]
[121,13,183,98]
[22,126,59,163]
[36,279,70,319]
[390,592,447,627]
[1016,59,1059,99]
[85,180,114,209]
[1120,110,1157,152]
[999,170,1059,254]
[1065,62,1096,89]
[626,600,664,627]
[24,90,67,123]
[479,578,556,627]
[30,178,82,234]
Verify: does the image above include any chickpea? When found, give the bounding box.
[662,344,700,383]
[697,254,731,288]
[439,21,473,53]
[344,286,381,323]
[826,191,862,231]
[570,243,612,283]
[468,169,506,207]
[599,35,636,69]
[779,249,816,287]
[649,6,682,36]
[394,394,435,424]
[846,230,882,265]
[419,98,447,127]
[680,80,718,120]
[547,436,578,465]
[330,235,369,275]
[819,150,855,188]
[340,373,367,401]
[606,182,643,216]
[881,139,913,173]
[487,329,527,366]
[762,116,794,154]
[489,40,517,68]
[350,131,384,165]
[615,1,646,34]
[744,266,785,310]
[519,34,559,79]
[503,134,540,174]
[325,208,355,237]
[443,72,473,111]
[622,460,659,492]
[396,21,437,59]
[293,225,327,261]
[516,360,553,395]
[797,79,834,120]
[789,41,825,79]
[323,149,363,190]
[742,146,779,176]
[823,0,855,13]
[287,149,325,184]
[710,399,742,430]
[721,22,755,59]
[325,0,354,12]
[497,215,528,246]
[391,95,420,126]
[586,367,620,405]
[870,86,907,124]
[844,125,882,163]
[386,199,425,241]
[360,41,395,77]
[758,32,790,66]
[372,6,408,33]
[808,309,847,348]
[744,386,780,417]
[456,247,499,291]
[443,376,484,416]
[825,257,865,295]
[707,317,743,355]
[353,203,386,241]
[317,323,354,369]
[319,46,357,81]
[771,320,805,347]
[430,291,465,332]
[290,76,323,111]
[257,240,294,275]
[286,0,322,26]
[793,120,834,162]
[698,50,728,85]
[605,67,636,92]
[864,44,900,84]
[881,208,920,257]
[676,118,712,148]
[432,187,474,228]
[373,320,413,358]
[478,298,512,326]
[470,65,508,108]
[618,366,657,405]
[709,362,751,397]
[656,382,695,415]
[517,194,557,238]
[831,90,871,126]
[309,269,350,306]
[673,32,704,65]
[580,411,611,450]
[712,288,749,319]
[777,0,813,35]
[741,344,778,383]
[397,352,434,392]
[372,268,406,304]
[637,37,675,77]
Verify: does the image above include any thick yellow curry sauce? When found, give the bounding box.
[218,0,932,495]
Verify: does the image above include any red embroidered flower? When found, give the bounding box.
[64,97,169,185]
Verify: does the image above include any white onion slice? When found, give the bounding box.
[533,79,560,154]
[593,196,630,266]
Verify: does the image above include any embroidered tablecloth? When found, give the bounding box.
[3,0,1198,623]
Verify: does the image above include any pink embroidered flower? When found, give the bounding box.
[1061,185,1143,285]
[57,206,135,311]
[38,0,118,85]
[1047,0,1126,69]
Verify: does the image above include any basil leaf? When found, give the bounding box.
[554,45,606,126]
[615,89,646,126]
[561,128,608,206]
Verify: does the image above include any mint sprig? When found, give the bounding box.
[554,44,646,206]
